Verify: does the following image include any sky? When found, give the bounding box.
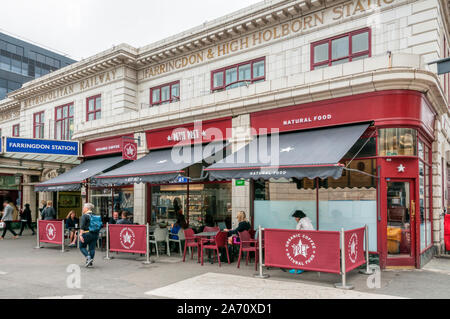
[0,0,262,61]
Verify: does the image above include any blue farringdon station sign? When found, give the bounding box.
[5,137,79,156]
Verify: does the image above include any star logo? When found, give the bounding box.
[119,227,135,250]
[285,233,316,267]
[281,146,294,153]
[348,233,358,263]
[46,224,56,241]
[397,164,406,173]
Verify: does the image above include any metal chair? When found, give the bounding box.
[149,227,170,257]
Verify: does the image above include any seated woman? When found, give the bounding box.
[65,210,79,247]
[224,211,251,240]
[169,213,188,240]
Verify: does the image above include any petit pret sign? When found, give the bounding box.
[5,137,79,156]
[146,117,231,150]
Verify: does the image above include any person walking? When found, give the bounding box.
[79,203,102,268]
[0,200,19,240]
[40,201,56,220]
[18,203,35,236]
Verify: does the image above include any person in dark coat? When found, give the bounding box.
[40,201,56,220]
[19,203,35,236]
[225,211,251,237]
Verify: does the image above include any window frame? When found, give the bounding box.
[54,103,74,140]
[86,94,102,122]
[211,57,266,92]
[12,124,20,137]
[311,28,371,70]
[149,81,180,107]
[33,111,45,138]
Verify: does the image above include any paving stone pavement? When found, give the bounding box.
[1,235,450,299]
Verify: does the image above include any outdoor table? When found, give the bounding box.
[194,231,219,263]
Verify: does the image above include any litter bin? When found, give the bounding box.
[387,227,401,254]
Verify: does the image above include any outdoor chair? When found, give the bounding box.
[201,226,220,244]
[168,228,185,255]
[182,228,200,262]
[237,230,258,270]
[201,231,230,267]
[149,227,170,257]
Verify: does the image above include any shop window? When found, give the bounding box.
[151,182,232,229]
[12,124,20,137]
[211,57,265,92]
[90,187,134,223]
[86,95,101,121]
[55,103,74,140]
[342,134,377,159]
[150,81,180,106]
[419,141,432,251]
[378,128,417,156]
[33,111,45,138]
[311,28,371,70]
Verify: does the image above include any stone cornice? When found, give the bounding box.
[135,0,335,67]
[7,45,137,101]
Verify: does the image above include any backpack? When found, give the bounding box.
[88,213,103,232]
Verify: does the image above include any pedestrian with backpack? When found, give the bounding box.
[79,203,103,268]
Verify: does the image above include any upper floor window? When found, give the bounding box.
[311,28,371,70]
[12,124,19,137]
[55,103,74,140]
[150,81,180,106]
[212,57,265,92]
[33,111,45,138]
[87,95,101,121]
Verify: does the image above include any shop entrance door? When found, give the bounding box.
[386,180,416,267]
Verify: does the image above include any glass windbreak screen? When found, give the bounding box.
[387,182,412,256]
[254,179,317,230]
[379,128,417,156]
[319,159,377,251]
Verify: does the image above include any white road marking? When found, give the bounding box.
[0,271,7,275]
[39,295,84,299]
[145,273,405,299]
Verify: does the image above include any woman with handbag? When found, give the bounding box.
[18,203,35,236]
[0,200,18,240]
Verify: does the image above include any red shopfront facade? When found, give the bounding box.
[250,89,436,269]
[145,117,233,230]
[83,134,136,222]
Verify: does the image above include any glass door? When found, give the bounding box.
[386,180,416,266]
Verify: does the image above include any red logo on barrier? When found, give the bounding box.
[46,223,57,241]
[285,233,317,266]
[348,233,358,264]
[119,227,136,250]
[38,220,63,245]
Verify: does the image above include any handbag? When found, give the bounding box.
[0,221,5,230]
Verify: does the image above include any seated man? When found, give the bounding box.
[116,211,132,225]
[109,211,120,225]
